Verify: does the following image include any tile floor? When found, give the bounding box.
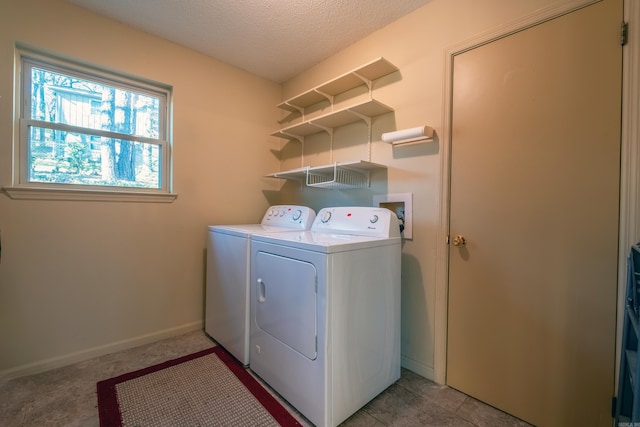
[0,330,532,426]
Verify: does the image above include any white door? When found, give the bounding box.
[446,1,622,425]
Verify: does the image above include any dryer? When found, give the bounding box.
[205,205,315,366]
[249,206,401,427]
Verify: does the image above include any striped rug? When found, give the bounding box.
[97,346,302,426]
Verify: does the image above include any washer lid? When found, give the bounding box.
[208,224,303,237]
[251,230,400,253]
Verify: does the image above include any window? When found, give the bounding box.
[8,47,174,201]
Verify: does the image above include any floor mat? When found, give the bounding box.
[97,346,302,426]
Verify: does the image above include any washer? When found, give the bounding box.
[205,205,316,366]
[249,206,401,427]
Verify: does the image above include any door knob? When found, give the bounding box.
[452,235,466,247]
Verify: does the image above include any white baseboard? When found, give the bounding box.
[0,320,204,382]
[401,354,435,382]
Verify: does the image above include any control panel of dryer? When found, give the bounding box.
[260,205,316,229]
[311,207,400,238]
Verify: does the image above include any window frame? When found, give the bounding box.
[5,46,176,203]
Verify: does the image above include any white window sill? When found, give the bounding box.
[2,186,178,203]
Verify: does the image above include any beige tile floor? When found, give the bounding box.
[0,330,532,426]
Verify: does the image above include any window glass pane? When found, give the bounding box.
[16,50,171,197]
[28,125,161,189]
[30,66,161,139]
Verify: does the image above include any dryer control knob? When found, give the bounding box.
[370,215,379,223]
[321,211,332,223]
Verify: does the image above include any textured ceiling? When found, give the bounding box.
[65,0,431,83]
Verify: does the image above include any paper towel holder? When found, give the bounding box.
[381,126,434,145]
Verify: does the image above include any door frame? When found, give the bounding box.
[433,0,640,385]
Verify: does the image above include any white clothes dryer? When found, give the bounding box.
[205,205,316,366]
[249,207,401,427]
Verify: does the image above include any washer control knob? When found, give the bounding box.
[279,209,285,217]
[321,211,332,223]
[292,209,302,221]
[370,215,379,224]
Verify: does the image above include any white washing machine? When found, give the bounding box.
[249,206,401,427]
[205,205,316,366]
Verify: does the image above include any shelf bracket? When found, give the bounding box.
[347,108,371,125]
[307,122,333,135]
[314,88,335,108]
[309,124,334,163]
[282,101,304,117]
[352,71,374,96]
[277,109,302,124]
[279,131,304,143]
[279,131,305,168]
[347,110,373,162]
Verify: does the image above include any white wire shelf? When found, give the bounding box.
[266,161,386,190]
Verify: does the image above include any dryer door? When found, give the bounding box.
[254,251,317,360]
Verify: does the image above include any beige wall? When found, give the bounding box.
[0,0,281,376]
[277,0,572,378]
[0,0,599,380]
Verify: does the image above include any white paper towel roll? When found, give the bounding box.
[381,126,433,144]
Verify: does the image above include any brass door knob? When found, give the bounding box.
[452,235,466,247]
